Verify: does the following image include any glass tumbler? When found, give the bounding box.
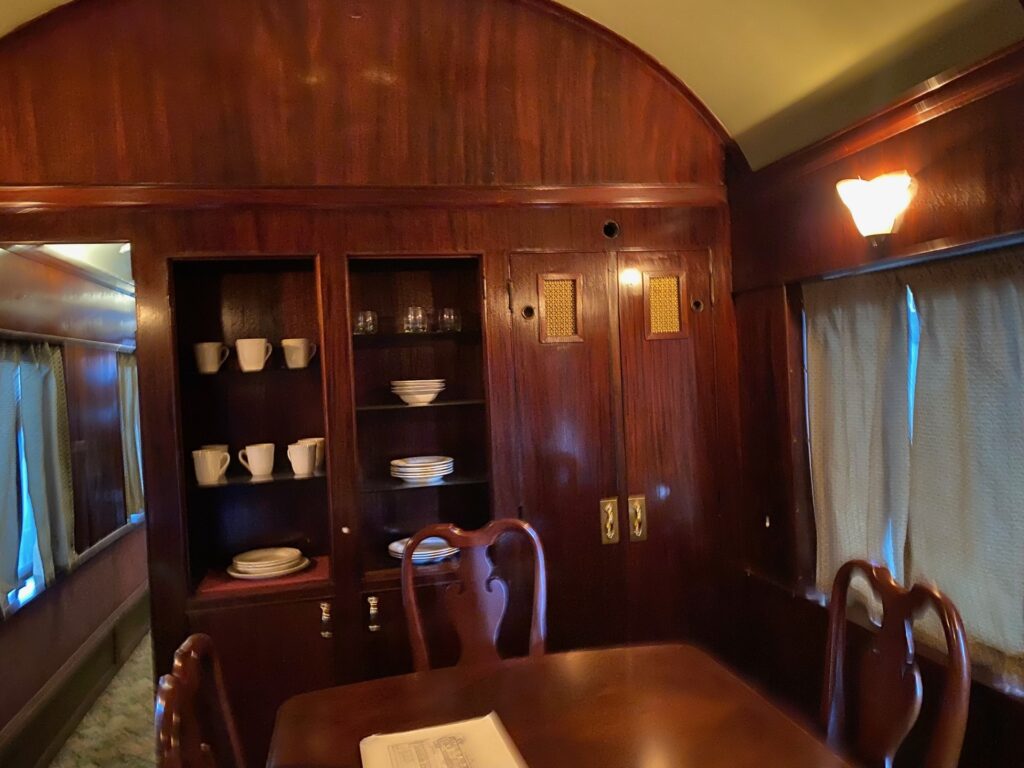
[355,310,378,335]
[404,306,426,333]
[439,307,462,332]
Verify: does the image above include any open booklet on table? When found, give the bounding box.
[360,712,528,768]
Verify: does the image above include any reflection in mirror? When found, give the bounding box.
[0,242,142,617]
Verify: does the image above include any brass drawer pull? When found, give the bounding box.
[600,498,619,544]
[367,595,381,633]
[628,495,647,542]
[320,601,333,639]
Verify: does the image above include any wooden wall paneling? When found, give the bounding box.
[727,573,1024,768]
[0,247,136,348]
[734,286,815,583]
[0,524,147,735]
[63,345,130,548]
[616,249,720,644]
[0,0,724,187]
[732,42,1024,292]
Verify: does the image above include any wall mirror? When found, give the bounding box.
[0,242,142,617]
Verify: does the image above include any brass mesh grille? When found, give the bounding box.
[543,278,578,338]
[649,275,682,335]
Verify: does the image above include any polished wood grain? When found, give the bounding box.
[0,247,136,348]
[732,41,1024,291]
[0,0,723,186]
[63,345,130,549]
[724,572,1022,768]
[187,598,334,767]
[402,519,547,671]
[0,184,727,212]
[617,250,719,642]
[822,561,970,768]
[156,634,247,768]
[509,250,627,650]
[267,644,853,768]
[0,524,147,738]
[734,286,814,584]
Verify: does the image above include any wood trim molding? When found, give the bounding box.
[751,39,1024,186]
[0,184,727,212]
[0,582,149,751]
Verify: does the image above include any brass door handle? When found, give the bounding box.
[320,601,333,639]
[628,495,647,542]
[367,595,381,633]
[600,498,619,544]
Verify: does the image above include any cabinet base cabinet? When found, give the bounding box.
[359,586,460,678]
[187,597,336,767]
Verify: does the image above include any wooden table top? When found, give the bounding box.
[268,643,853,767]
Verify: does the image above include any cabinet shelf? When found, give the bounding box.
[352,330,480,348]
[191,470,326,490]
[362,558,460,589]
[360,474,489,493]
[189,555,333,608]
[187,364,321,379]
[355,399,485,412]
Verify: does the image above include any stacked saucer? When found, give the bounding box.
[391,379,446,406]
[390,456,454,485]
[388,536,459,564]
[227,547,310,580]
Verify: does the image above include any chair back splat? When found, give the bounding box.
[821,560,970,768]
[401,519,547,672]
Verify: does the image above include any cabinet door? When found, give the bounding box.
[359,586,460,678]
[188,597,335,766]
[510,251,628,650]
[617,250,719,643]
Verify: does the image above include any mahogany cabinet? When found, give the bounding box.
[187,595,335,766]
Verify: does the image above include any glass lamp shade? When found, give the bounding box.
[836,172,916,238]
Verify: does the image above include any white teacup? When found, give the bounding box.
[282,338,317,369]
[236,338,273,372]
[287,442,317,477]
[238,443,275,478]
[194,342,229,374]
[192,449,230,486]
[297,437,326,471]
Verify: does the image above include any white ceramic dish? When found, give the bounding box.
[227,557,310,580]
[232,547,302,567]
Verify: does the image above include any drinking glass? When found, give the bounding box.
[404,306,427,333]
[439,307,462,332]
[355,310,378,335]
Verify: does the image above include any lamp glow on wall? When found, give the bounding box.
[836,171,916,246]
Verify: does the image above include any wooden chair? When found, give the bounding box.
[401,519,547,672]
[821,560,971,768]
[155,633,247,768]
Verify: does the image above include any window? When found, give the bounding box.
[804,252,1024,674]
[0,342,75,617]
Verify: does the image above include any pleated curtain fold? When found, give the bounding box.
[805,251,1024,662]
[117,352,145,518]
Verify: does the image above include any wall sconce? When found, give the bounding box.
[836,171,916,246]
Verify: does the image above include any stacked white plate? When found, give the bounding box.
[388,536,459,564]
[226,547,310,580]
[390,455,454,485]
[391,379,446,406]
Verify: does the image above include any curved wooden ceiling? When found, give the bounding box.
[3,0,1023,168]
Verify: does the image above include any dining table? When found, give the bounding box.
[267,643,854,767]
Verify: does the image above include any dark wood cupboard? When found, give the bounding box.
[509,248,720,649]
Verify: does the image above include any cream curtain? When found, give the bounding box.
[0,344,20,613]
[904,254,1024,655]
[117,353,145,517]
[804,271,910,596]
[18,344,76,580]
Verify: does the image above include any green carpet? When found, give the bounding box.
[49,635,155,768]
